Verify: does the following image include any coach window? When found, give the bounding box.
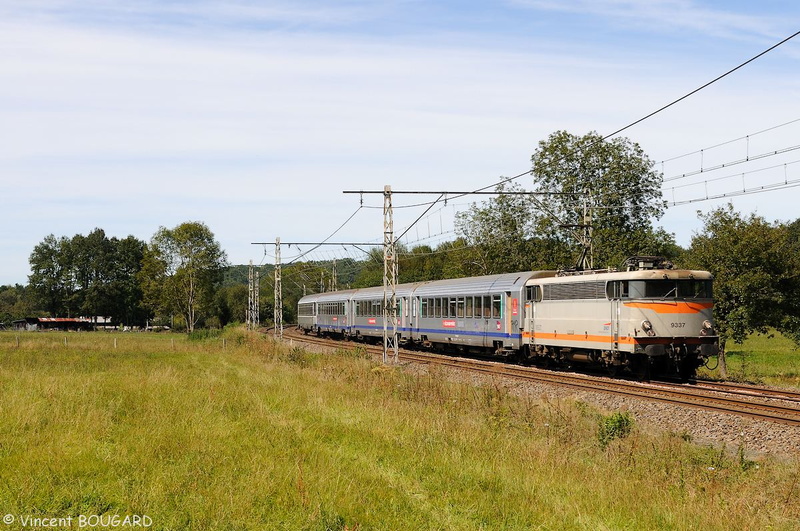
[474,296,482,318]
[481,296,490,318]
[465,297,473,318]
[432,298,439,318]
[492,294,502,319]
[456,297,464,318]
[420,299,428,318]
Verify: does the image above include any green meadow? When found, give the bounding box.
[697,330,800,387]
[0,330,798,530]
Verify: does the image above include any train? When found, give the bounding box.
[297,256,719,378]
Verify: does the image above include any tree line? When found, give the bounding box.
[2,130,800,353]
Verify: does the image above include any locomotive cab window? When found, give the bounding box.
[605,281,629,300]
[525,285,542,302]
[626,280,712,299]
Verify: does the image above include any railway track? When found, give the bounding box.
[682,379,800,403]
[284,329,800,427]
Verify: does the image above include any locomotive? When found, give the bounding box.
[297,257,719,378]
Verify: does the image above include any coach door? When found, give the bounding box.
[524,285,541,349]
[412,297,418,336]
[475,294,490,348]
[523,285,534,348]
[607,281,621,352]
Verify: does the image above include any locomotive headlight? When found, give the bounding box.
[641,320,656,336]
[701,319,714,336]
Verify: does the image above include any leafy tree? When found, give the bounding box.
[28,234,75,316]
[139,222,228,332]
[72,229,115,320]
[0,285,35,324]
[530,130,673,268]
[454,182,544,274]
[214,284,248,327]
[687,204,800,372]
[455,181,573,274]
[28,230,146,325]
[109,235,148,326]
[351,248,387,288]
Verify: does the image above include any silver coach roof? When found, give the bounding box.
[349,283,423,300]
[298,289,358,305]
[298,283,421,305]
[413,271,555,297]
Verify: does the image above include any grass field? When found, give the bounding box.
[697,330,800,387]
[0,330,798,530]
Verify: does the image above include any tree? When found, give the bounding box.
[139,222,228,332]
[455,182,540,274]
[28,234,75,316]
[108,235,148,326]
[71,228,115,320]
[28,230,147,325]
[687,204,800,373]
[213,284,248,327]
[530,130,673,268]
[0,285,35,324]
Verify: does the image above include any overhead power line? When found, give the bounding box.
[658,117,800,165]
[664,159,800,192]
[352,29,800,216]
[668,178,800,207]
[662,143,800,183]
[603,29,800,140]
[275,31,800,283]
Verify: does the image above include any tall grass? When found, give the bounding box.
[0,330,798,530]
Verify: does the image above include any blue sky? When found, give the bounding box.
[1,1,799,284]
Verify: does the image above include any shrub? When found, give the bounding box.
[598,411,634,449]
